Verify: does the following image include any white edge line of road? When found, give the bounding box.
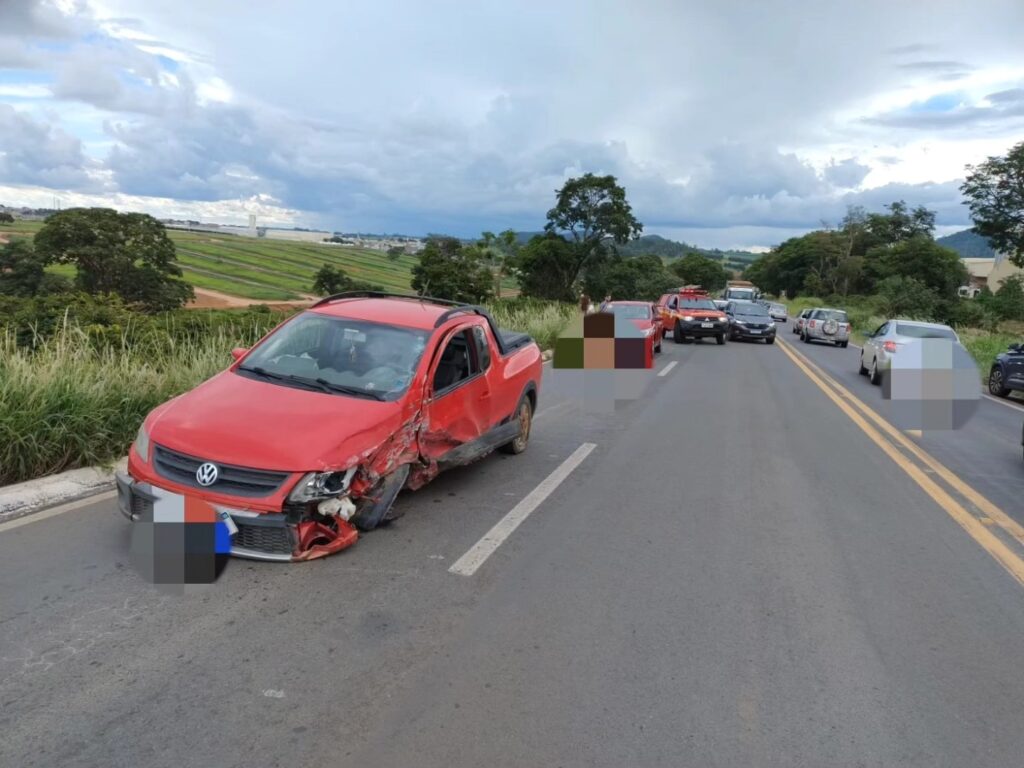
[0,489,118,534]
[449,442,597,577]
[658,360,678,377]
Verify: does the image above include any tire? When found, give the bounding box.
[661,328,667,339]
[500,395,533,455]
[801,331,810,344]
[858,353,868,376]
[869,357,881,386]
[765,336,775,345]
[673,322,684,344]
[655,337,663,353]
[716,334,725,345]
[351,463,410,531]
[989,367,1010,397]
[840,341,848,348]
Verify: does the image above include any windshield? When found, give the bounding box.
[735,303,769,316]
[239,312,430,399]
[681,298,717,310]
[608,304,650,319]
[895,323,957,340]
[818,310,848,322]
[727,289,755,299]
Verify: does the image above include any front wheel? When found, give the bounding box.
[673,322,684,344]
[765,337,775,345]
[500,396,533,455]
[989,367,1010,397]
[716,334,725,345]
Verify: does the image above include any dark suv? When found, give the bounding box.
[989,342,1024,398]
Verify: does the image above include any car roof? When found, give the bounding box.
[606,300,649,306]
[888,319,954,330]
[310,296,461,330]
[811,307,846,313]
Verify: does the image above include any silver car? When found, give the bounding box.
[792,308,810,334]
[768,303,788,322]
[800,307,850,347]
[859,319,960,385]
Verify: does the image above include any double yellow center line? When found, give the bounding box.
[776,338,1024,588]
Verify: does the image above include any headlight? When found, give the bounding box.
[133,424,150,463]
[768,321,776,328]
[288,467,357,502]
[734,319,746,326]
[682,315,695,322]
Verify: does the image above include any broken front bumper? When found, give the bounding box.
[115,471,355,562]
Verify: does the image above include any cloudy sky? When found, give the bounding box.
[1,0,1023,249]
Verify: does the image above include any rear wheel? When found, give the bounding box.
[869,357,881,386]
[801,331,810,343]
[858,353,868,376]
[500,395,533,455]
[840,341,848,348]
[989,367,1010,397]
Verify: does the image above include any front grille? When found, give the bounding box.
[153,444,290,498]
[234,521,293,555]
[747,323,769,330]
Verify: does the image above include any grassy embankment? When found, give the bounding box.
[0,299,575,485]
[780,295,1023,379]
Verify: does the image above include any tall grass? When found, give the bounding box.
[0,300,575,485]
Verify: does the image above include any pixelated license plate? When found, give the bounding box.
[701,322,713,328]
[152,486,238,536]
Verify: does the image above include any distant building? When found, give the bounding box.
[987,251,1024,292]
[961,258,995,290]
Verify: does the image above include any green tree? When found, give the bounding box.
[518,174,642,300]
[669,253,730,291]
[0,212,14,225]
[864,201,935,247]
[513,234,579,301]
[33,208,193,311]
[585,254,676,301]
[874,276,939,319]
[0,240,70,297]
[991,274,1024,321]
[863,235,967,307]
[386,245,405,262]
[479,229,520,298]
[961,140,1024,267]
[311,263,383,295]
[411,236,494,303]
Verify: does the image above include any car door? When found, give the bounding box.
[421,324,493,460]
[864,322,888,362]
[1006,344,1024,388]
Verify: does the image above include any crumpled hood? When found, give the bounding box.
[148,370,408,472]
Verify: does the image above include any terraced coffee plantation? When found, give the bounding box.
[169,230,418,301]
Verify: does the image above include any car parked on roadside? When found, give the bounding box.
[793,308,810,335]
[768,303,788,323]
[724,300,776,344]
[858,319,959,385]
[116,292,543,562]
[656,289,729,345]
[988,342,1024,398]
[605,300,663,357]
[801,308,851,347]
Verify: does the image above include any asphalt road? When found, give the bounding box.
[3,333,1024,767]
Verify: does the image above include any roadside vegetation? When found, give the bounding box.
[0,295,575,485]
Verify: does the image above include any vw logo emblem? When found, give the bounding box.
[196,462,219,487]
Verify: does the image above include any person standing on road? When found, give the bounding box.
[598,294,612,312]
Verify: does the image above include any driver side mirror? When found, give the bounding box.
[231,347,248,361]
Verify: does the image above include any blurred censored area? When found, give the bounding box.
[882,338,980,431]
[552,312,656,413]
[129,487,231,589]
[553,311,652,370]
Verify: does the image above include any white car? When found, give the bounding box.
[768,303,788,322]
[859,319,960,385]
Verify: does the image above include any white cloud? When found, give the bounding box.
[2,0,1024,247]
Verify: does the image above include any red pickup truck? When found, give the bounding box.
[117,293,543,562]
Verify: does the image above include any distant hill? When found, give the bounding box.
[937,228,996,259]
[514,232,762,268]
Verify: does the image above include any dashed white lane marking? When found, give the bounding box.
[449,442,597,577]
[982,393,1024,412]
[533,400,572,423]
[658,361,678,377]
[0,490,117,533]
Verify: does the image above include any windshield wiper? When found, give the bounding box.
[238,365,288,381]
